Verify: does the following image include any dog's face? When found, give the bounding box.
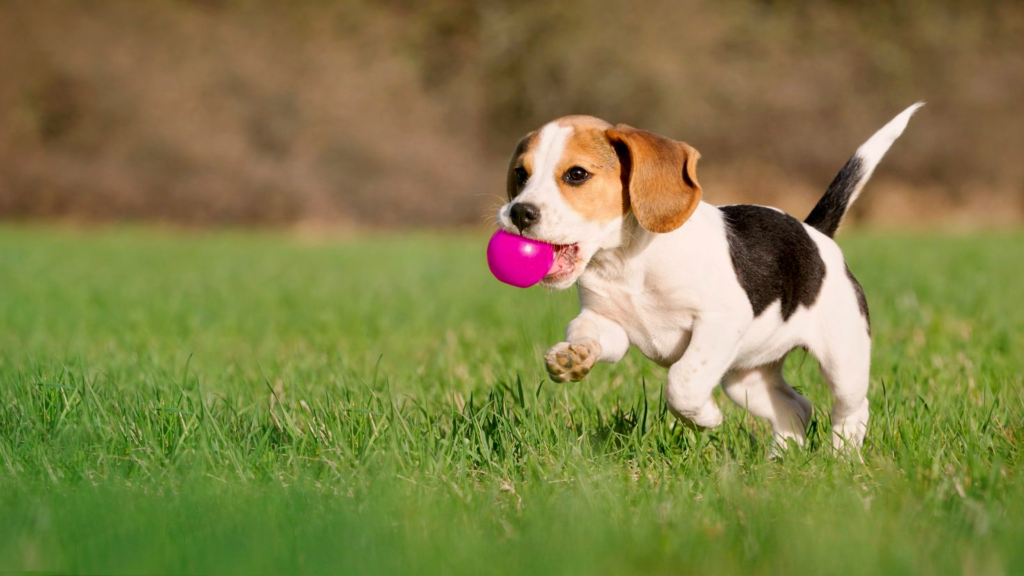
[496,115,703,289]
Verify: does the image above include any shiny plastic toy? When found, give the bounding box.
[486,229,554,288]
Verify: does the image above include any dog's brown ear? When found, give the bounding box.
[606,125,702,233]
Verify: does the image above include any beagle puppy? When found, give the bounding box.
[496,104,922,451]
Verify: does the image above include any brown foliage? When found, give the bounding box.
[0,0,1022,227]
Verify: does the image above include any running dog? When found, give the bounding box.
[495,104,922,451]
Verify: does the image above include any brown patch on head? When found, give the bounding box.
[605,125,702,233]
[506,130,538,199]
[552,116,627,222]
[506,117,701,232]
[556,115,613,131]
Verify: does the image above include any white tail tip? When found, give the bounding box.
[856,102,925,163]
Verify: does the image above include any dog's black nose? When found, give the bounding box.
[510,203,541,232]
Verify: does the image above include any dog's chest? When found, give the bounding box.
[580,275,696,367]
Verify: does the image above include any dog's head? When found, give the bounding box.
[496,115,703,289]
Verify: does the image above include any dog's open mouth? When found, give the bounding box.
[544,243,580,281]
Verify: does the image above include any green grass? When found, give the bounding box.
[1,225,1022,575]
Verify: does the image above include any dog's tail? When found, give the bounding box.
[805,103,924,238]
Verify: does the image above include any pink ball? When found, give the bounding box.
[486,229,555,288]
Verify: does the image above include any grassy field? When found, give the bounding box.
[1,225,1022,575]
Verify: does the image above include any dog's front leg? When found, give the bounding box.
[664,318,744,429]
[545,310,629,383]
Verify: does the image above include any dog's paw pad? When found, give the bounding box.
[545,341,601,383]
[569,343,592,360]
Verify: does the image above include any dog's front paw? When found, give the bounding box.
[545,340,601,383]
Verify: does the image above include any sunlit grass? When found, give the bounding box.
[1,226,1022,575]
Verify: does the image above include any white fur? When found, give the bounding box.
[497,108,918,452]
[846,102,924,206]
[567,203,875,450]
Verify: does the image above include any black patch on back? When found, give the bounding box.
[721,205,826,321]
[845,263,871,335]
[804,155,864,238]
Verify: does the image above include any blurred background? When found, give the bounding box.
[1,0,1022,229]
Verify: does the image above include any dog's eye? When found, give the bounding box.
[563,166,591,185]
[514,166,529,187]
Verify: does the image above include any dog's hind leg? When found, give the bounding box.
[815,316,872,452]
[722,359,812,451]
